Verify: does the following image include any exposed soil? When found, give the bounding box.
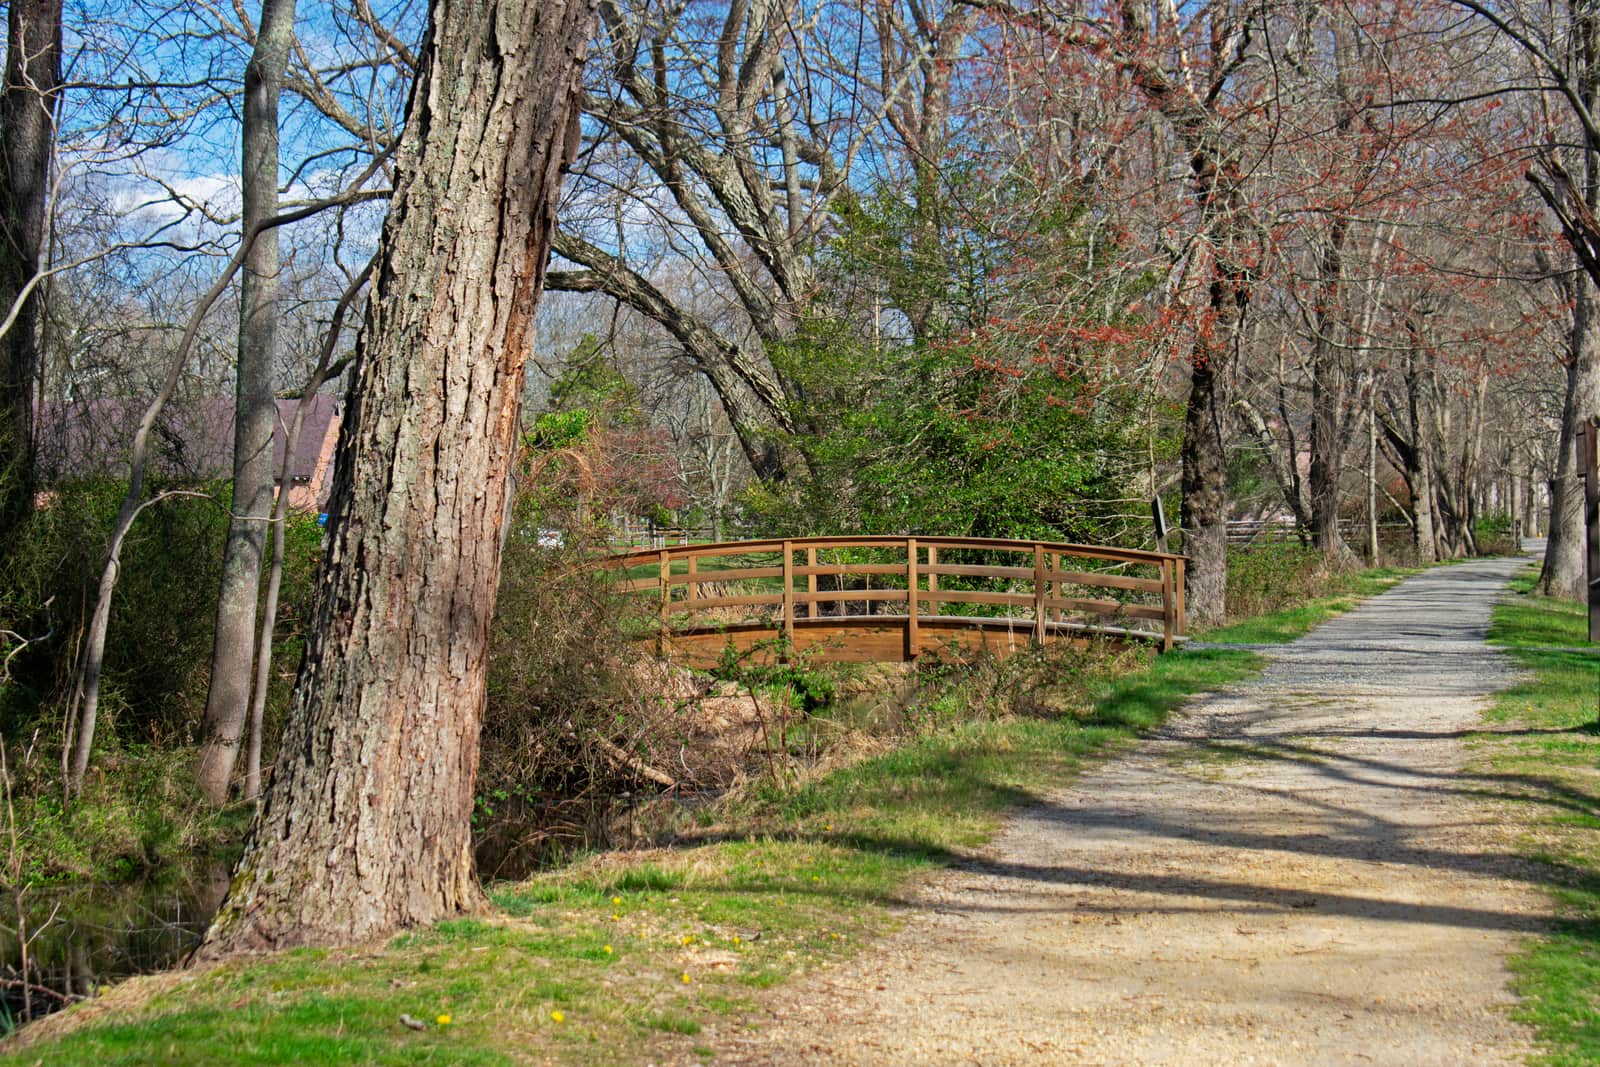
[688,557,1554,1065]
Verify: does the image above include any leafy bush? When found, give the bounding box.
[1474,511,1519,556]
[1225,542,1335,621]
[1,479,323,749]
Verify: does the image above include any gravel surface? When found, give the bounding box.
[694,556,1554,1065]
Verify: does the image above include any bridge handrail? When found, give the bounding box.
[600,535,1188,653]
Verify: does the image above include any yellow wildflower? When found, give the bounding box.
[436,1014,452,1026]
[551,1010,565,1023]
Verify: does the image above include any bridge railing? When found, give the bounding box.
[600,535,1187,660]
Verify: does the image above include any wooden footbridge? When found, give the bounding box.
[603,535,1186,667]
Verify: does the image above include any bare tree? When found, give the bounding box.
[195,0,299,807]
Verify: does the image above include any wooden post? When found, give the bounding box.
[807,546,817,619]
[1050,551,1061,622]
[836,547,848,618]
[782,540,795,645]
[685,554,697,620]
[906,537,919,660]
[1161,558,1175,652]
[658,549,671,654]
[926,544,938,614]
[1175,557,1187,637]
[1151,496,1169,554]
[1033,543,1047,644]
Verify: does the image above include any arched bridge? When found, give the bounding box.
[603,536,1187,668]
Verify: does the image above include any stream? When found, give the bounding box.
[0,863,229,1029]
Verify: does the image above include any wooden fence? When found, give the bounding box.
[602,535,1187,667]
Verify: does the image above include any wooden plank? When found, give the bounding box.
[604,534,1184,575]
[681,594,784,611]
[926,545,938,596]
[793,589,909,605]
[1047,569,1163,593]
[794,563,907,577]
[653,614,1170,669]
[914,588,1034,608]
[1033,544,1047,643]
[807,547,817,598]
[1044,597,1168,621]
[782,540,795,643]
[924,563,1034,580]
[1050,551,1061,623]
[917,563,1161,592]
[667,565,783,584]
[602,534,1186,571]
[907,538,919,659]
[657,550,670,652]
[613,577,662,594]
[1161,558,1174,652]
[1175,557,1187,636]
[686,555,698,616]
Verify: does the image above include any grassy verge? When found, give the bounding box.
[1,557,1417,1065]
[1482,569,1600,1065]
[1203,561,1422,644]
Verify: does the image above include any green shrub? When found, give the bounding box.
[1474,511,1518,556]
[1225,542,1333,621]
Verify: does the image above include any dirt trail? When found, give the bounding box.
[700,557,1554,1065]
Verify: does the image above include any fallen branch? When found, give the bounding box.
[0,975,80,1005]
[590,732,676,788]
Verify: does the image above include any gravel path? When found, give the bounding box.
[703,556,1554,1065]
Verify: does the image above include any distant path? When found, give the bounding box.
[705,556,1553,1065]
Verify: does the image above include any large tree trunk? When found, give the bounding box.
[1541,276,1600,597]
[1308,222,1358,568]
[0,0,61,545]
[1174,158,1251,626]
[1181,356,1230,626]
[197,0,595,956]
[196,0,297,807]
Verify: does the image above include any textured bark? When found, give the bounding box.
[1308,222,1357,568]
[0,0,60,544]
[244,259,373,801]
[1181,357,1230,626]
[197,0,594,956]
[1405,348,1440,563]
[196,0,297,807]
[1541,280,1600,598]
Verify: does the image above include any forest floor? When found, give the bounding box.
[693,556,1557,1065]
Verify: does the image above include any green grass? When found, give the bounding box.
[1202,564,1420,644]
[10,558,1429,1066]
[1482,568,1600,1065]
